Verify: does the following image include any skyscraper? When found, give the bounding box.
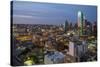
[64,20,69,33]
[92,21,97,37]
[78,11,84,36]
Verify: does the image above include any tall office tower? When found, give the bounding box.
[92,21,97,37]
[78,11,84,36]
[83,16,86,27]
[64,20,69,33]
[83,16,87,35]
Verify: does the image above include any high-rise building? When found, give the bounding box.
[67,40,88,62]
[92,21,97,36]
[64,20,69,33]
[78,11,84,36]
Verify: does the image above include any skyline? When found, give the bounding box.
[13,1,97,25]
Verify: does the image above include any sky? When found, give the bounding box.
[12,1,97,25]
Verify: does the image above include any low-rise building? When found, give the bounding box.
[44,51,65,64]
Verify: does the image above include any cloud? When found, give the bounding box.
[13,15,33,18]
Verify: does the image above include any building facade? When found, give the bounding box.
[68,40,88,62]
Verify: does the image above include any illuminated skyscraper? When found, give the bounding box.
[78,11,84,35]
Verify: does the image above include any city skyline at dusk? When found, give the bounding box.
[11,1,97,66]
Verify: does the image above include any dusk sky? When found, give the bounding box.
[13,1,97,25]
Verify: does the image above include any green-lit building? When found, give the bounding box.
[78,11,84,36]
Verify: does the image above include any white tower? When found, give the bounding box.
[78,11,84,35]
